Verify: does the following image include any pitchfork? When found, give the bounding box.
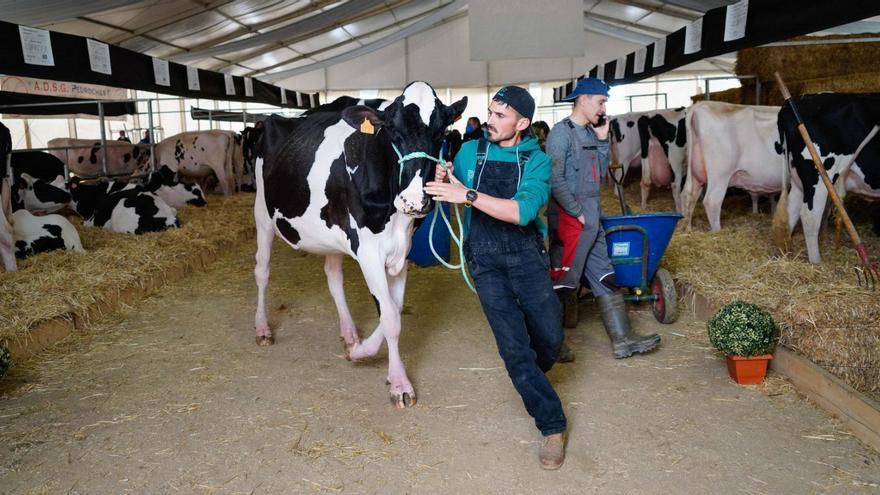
[775,72,878,290]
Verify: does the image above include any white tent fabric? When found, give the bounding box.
[19,0,879,93]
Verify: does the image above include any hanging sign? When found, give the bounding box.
[152,57,170,86]
[187,66,200,91]
[724,0,749,42]
[685,18,703,55]
[652,38,666,68]
[86,39,111,75]
[19,26,55,66]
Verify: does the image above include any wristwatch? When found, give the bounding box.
[464,189,478,207]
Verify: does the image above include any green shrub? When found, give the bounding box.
[0,343,10,379]
[708,300,779,357]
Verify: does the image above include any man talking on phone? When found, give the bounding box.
[546,78,661,361]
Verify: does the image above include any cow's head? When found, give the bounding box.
[67,177,106,219]
[342,81,467,217]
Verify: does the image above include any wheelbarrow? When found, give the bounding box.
[561,164,682,328]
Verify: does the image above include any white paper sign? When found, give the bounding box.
[19,26,54,66]
[187,66,200,91]
[685,18,703,55]
[724,0,749,42]
[152,57,170,86]
[634,47,647,74]
[612,242,630,257]
[280,87,287,105]
[224,74,235,95]
[86,39,111,75]
[596,64,605,81]
[244,77,254,97]
[614,56,626,80]
[652,38,666,68]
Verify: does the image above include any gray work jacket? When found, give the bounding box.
[546,118,610,219]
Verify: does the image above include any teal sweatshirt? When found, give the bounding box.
[451,135,551,239]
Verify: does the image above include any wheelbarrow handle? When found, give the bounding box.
[774,72,863,250]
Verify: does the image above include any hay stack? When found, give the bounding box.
[733,33,880,105]
[0,194,256,347]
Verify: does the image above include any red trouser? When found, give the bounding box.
[549,205,582,282]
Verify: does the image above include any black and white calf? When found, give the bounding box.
[13,209,83,258]
[254,81,466,408]
[777,93,880,263]
[142,166,207,207]
[10,151,70,214]
[69,178,179,234]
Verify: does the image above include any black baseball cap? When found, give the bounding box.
[493,86,535,122]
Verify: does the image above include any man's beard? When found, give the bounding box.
[487,125,516,144]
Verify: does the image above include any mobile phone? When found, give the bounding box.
[596,114,607,126]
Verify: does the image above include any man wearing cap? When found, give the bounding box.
[547,77,661,360]
[425,86,567,470]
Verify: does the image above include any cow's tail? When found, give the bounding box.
[771,115,791,254]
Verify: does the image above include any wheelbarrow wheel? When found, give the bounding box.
[650,268,678,324]
[562,291,579,329]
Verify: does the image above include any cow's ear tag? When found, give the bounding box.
[359,118,374,135]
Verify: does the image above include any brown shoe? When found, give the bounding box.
[539,433,565,470]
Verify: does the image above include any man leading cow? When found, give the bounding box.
[425,86,567,470]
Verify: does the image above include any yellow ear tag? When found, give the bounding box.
[359,118,374,135]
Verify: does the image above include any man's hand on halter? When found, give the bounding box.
[425,163,467,204]
[434,162,453,183]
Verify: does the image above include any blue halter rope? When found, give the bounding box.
[390,142,475,293]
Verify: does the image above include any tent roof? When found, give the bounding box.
[5,0,878,91]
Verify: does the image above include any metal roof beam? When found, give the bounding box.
[172,0,395,63]
[207,0,412,72]
[605,0,699,21]
[241,2,449,77]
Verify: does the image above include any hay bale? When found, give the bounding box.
[736,33,880,82]
[0,194,256,347]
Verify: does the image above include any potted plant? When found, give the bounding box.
[707,300,779,385]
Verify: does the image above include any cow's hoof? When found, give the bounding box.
[341,337,361,361]
[390,391,417,409]
[256,335,274,346]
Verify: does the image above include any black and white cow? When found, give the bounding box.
[10,151,70,213]
[12,209,83,258]
[1,122,16,272]
[776,93,880,263]
[69,178,179,234]
[610,107,687,211]
[240,124,264,192]
[141,166,207,207]
[254,81,466,408]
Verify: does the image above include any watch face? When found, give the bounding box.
[466,190,478,202]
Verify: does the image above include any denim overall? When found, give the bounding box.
[464,139,566,436]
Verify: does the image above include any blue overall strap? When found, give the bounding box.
[476,138,489,165]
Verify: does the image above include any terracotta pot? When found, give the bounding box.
[726,354,773,384]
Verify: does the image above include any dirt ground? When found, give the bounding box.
[1,242,878,494]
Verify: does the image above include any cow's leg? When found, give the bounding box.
[211,163,232,196]
[324,254,360,356]
[253,193,275,345]
[769,194,777,215]
[750,193,760,214]
[351,255,414,408]
[702,179,728,232]
[685,178,704,230]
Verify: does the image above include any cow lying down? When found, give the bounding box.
[69,178,179,234]
[13,209,84,258]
